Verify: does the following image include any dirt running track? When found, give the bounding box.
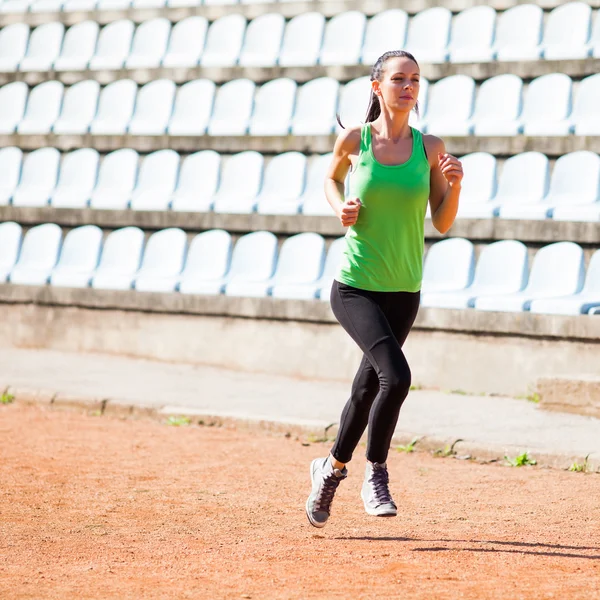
[1,404,599,600]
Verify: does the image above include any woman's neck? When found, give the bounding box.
[372,111,412,143]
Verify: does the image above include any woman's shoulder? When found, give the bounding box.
[335,125,363,155]
[422,133,446,166]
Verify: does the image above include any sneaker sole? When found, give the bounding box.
[362,498,397,517]
[305,459,327,528]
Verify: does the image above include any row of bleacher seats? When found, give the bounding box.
[1,73,599,137]
[1,4,599,65]
[2,147,600,221]
[1,221,599,315]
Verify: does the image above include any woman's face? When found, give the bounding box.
[373,56,420,115]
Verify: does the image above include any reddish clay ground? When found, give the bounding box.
[1,403,599,600]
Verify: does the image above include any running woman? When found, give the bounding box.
[306,51,463,528]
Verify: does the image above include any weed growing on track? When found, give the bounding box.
[165,416,191,427]
[397,437,421,453]
[0,392,14,405]
[569,455,590,473]
[504,452,537,467]
[433,439,464,458]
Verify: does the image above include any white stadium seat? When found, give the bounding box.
[168,79,215,136]
[9,223,62,286]
[132,0,165,8]
[493,4,543,61]
[361,9,408,65]
[89,20,135,71]
[89,79,137,135]
[128,79,176,135]
[0,82,28,134]
[318,237,346,301]
[591,11,600,58]
[448,5,496,63]
[162,17,208,68]
[130,149,180,211]
[0,23,29,72]
[0,222,22,283]
[405,7,451,64]
[204,0,236,6]
[19,22,64,72]
[471,74,523,137]
[91,227,144,291]
[50,225,103,288]
[249,78,296,136]
[271,233,326,299]
[521,74,572,137]
[171,150,220,213]
[212,151,263,214]
[134,228,187,293]
[17,80,63,135]
[166,0,200,10]
[11,147,60,208]
[52,80,100,135]
[63,0,96,10]
[224,231,278,297]
[422,75,474,136]
[125,18,171,70]
[455,152,497,219]
[207,78,255,136]
[422,240,528,309]
[239,13,285,68]
[337,76,372,130]
[320,11,366,66]
[542,2,592,60]
[0,147,23,206]
[279,13,325,67]
[421,238,475,294]
[256,152,307,215]
[291,77,339,136]
[54,21,99,72]
[96,0,131,11]
[571,74,600,136]
[30,0,65,12]
[0,0,34,13]
[200,14,246,67]
[300,153,334,216]
[51,148,99,209]
[89,148,139,210]
[475,242,585,312]
[178,229,232,294]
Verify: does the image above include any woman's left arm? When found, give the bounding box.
[424,135,464,235]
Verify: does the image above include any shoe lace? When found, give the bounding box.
[315,471,342,513]
[370,464,393,505]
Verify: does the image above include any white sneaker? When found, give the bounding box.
[361,461,397,517]
[305,456,348,528]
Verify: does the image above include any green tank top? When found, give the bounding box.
[335,124,430,293]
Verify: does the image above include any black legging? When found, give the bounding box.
[329,280,421,464]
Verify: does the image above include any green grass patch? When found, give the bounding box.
[165,415,191,427]
[569,455,590,473]
[0,392,14,405]
[504,452,537,467]
[433,439,464,458]
[397,436,421,453]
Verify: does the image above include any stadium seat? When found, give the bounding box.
[317,237,345,301]
[571,74,600,136]
[448,6,496,63]
[421,238,475,294]
[521,74,572,136]
[178,229,232,294]
[270,233,326,299]
[91,227,144,290]
[128,79,176,135]
[0,82,28,134]
[9,223,62,286]
[0,222,22,283]
[63,0,97,10]
[168,79,215,136]
[224,231,278,297]
[17,80,63,135]
[496,152,550,219]
[204,0,236,6]
[11,147,60,207]
[200,14,246,67]
[299,154,334,216]
[162,17,207,68]
[361,9,408,65]
[249,78,296,136]
[422,75,475,136]
[95,0,131,11]
[166,0,199,8]
[279,13,325,67]
[89,19,135,71]
[542,2,592,60]
[0,147,23,206]
[52,80,100,135]
[130,149,180,211]
[337,76,372,130]
[208,78,255,136]
[255,152,307,215]
[291,77,339,136]
[320,11,366,66]
[421,240,528,309]
[89,79,137,135]
[404,7,452,64]
[0,23,29,72]
[0,0,34,13]
[591,11,600,58]
[475,242,585,312]
[54,21,99,71]
[50,148,99,208]
[30,0,65,12]
[239,13,285,67]
[134,228,187,292]
[50,225,103,288]
[89,148,138,210]
[125,18,171,70]
[131,0,165,8]
[170,150,220,212]
[471,74,523,137]
[493,4,543,61]
[530,250,600,315]
[455,152,497,219]
[19,22,64,72]
[212,151,263,214]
